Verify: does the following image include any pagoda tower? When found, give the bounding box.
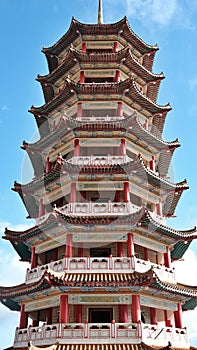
[1,1,197,350]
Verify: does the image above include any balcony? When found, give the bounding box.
[14,322,189,348]
[58,202,141,216]
[76,115,124,122]
[14,322,141,347]
[135,258,176,283]
[67,155,130,166]
[25,256,135,284]
[25,256,176,284]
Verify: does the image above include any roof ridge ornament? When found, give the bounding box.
[98,0,103,24]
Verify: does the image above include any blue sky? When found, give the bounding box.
[1,0,197,348]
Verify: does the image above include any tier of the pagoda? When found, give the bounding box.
[42,17,158,73]
[37,46,164,104]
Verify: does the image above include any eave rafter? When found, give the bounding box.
[1,268,197,311]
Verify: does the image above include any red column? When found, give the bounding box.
[164,310,173,327]
[149,155,155,171]
[80,71,85,83]
[127,233,134,257]
[115,70,120,83]
[46,157,51,173]
[164,246,171,268]
[70,183,77,203]
[31,246,37,269]
[131,295,141,323]
[115,190,121,202]
[120,139,126,156]
[65,234,73,258]
[77,102,83,118]
[59,295,69,324]
[174,303,183,329]
[156,198,162,216]
[123,182,130,202]
[74,139,80,157]
[74,304,83,323]
[119,305,128,323]
[144,247,148,261]
[114,41,118,52]
[82,42,86,52]
[78,245,84,257]
[117,102,123,117]
[117,242,123,257]
[38,198,44,217]
[19,304,28,329]
[150,307,157,325]
[46,308,52,325]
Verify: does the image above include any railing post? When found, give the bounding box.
[84,320,88,338]
[111,320,116,338]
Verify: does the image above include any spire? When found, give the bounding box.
[98,0,103,24]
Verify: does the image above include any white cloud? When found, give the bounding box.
[126,0,177,26]
[1,105,8,111]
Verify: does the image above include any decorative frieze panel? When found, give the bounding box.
[134,234,166,253]
[140,295,177,311]
[25,296,60,312]
[73,232,127,242]
[68,294,131,304]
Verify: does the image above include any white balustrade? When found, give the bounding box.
[151,211,166,225]
[135,258,176,283]
[14,322,141,347]
[76,115,124,122]
[67,155,130,166]
[59,201,140,216]
[25,256,135,283]
[14,322,188,348]
[142,324,189,347]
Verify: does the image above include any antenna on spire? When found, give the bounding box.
[98,0,103,24]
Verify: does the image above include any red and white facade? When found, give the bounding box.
[1,2,197,350]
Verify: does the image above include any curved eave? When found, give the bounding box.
[0,272,53,300]
[152,272,197,298]
[11,154,186,200]
[28,112,50,139]
[140,209,197,241]
[163,181,189,216]
[10,241,31,261]
[171,240,192,260]
[29,78,171,119]
[183,298,197,311]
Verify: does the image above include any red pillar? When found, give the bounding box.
[77,102,83,119]
[127,233,134,257]
[74,304,83,323]
[70,183,77,203]
[164,310,173,327]
[74,139,80,157]
[46,157,51,173]
[115,190,121,202]
[19,304,28,329]
[131,295,141,323]
[65,234,73,258]
[38,198,44,217]
[119,305,128,323]
[120,139,126,156]
[46,308,52,325]
[117,102,123,117]
[156,198,162,216]
[174,303,183,329]
[117,242,123,257]
[149,156,155,172]
[150,308,157,325]
[82,42,86,52]
[114,41,118,52]
[115,70,120,83]
[123,182,130,202]
[144,247,149,261]
[31,246,37,269]
[78,245,84,257]
[164,246,171,268]
[59,295,69,324]
[80,71,85,83]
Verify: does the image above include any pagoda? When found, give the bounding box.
[1,1,197,350]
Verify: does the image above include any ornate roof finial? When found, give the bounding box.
[98,0,103,24]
